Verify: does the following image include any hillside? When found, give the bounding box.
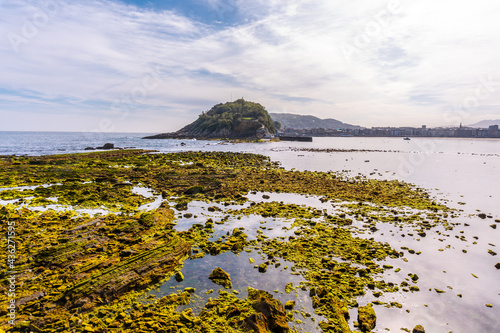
[269,113,361,130]
[467,119,500,128]
[144,99,277,140]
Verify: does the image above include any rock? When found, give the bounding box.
[208,267,232,288]
[248,288,290,333]
[490,224,497,229]
[84,147,95,150]
[227,306,241,318]
[179,309,194,322]
[60,235,191,310]
[243,313,269,333]
[175,271,184,282]
[258,263,267,273]
[284,300,296,310]
[119,249,137,257]
[413,325,425,333]
[98,143,115,150]
[16,291,45,306]
[358,304,376,332]
[495,263,500,269]
[184,186,204,195]
[478,213,487,219]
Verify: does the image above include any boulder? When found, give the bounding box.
[243,313,269,333]
[175,271,184,282]
[358,304,376,332]
[208,267,232,289]
[495,263,500,269]
[96,143,115,150]
[412,325,425,333]
[284,300,296,310]
[248,288,289,333]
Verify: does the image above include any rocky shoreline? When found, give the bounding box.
[0,150,447,332]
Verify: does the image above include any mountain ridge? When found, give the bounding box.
[467,119,500,128]
[269,113,361,130]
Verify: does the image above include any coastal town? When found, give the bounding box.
[279,124,500,138]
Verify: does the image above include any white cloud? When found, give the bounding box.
[1,0,500,132]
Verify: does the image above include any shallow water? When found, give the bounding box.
[146,195,330,332]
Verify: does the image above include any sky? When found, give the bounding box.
[1,0,500,133]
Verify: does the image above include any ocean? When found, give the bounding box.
[1,131,499,332]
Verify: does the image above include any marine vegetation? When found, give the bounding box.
[0,150,451,332]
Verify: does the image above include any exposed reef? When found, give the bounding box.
[0,150,453,332]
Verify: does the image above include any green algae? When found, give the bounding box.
[1,150,444,211]
[357,304,376,332]
[0,203,190,331]
[0,150,452,332]
[208,268,232,289]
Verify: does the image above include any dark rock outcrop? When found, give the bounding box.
[84,143,119,151]
[97,143,115,150]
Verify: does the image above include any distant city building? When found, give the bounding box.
[279,124,500,138]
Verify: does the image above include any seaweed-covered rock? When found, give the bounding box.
[248,288,289,333]
[208,267,232,289]
[243,313,270,333]
[284,300,296,310]
[412,325,425,333]
[175,271,185,282]
[358,304,376,332]
[495,263,500,269]
[61,236,191,309]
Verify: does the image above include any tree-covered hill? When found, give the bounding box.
[144,99,277,139]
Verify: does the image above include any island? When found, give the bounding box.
[143,99,278,140]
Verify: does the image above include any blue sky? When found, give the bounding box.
[1,0,500,132]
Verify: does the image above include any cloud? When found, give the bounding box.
[1,0,500,132]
